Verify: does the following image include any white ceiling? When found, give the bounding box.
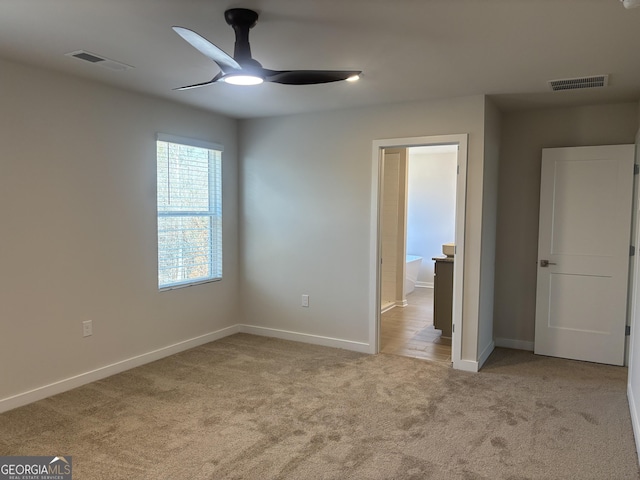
[2,0,640,119]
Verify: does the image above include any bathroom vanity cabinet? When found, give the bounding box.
[432,256,454,338]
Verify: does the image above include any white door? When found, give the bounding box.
[534,145,635,366]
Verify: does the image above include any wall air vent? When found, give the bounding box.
[548,75,608,91]
[65,50,134,71]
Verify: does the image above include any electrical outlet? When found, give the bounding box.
[301,294,310,308]
[82,320,93,337]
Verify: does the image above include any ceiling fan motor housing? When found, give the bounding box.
[225,8,259,64]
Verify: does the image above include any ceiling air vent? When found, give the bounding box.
[548,75,608,91]
[65,50,133,71]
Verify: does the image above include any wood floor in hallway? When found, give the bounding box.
[380,287,452,364]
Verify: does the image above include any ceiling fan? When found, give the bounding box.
[172,8,362,89]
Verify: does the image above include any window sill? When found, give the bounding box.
[159,277,222,292]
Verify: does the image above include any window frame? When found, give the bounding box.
[156,133,223,291]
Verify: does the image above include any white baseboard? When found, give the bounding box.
[478,340,495,369]
[415,282,434,289]
[0,325,239,414]
[381,300,407,313]
[453,341,495,373]
[494,337,535,351]
[381,303,395,314]
[627,384,640,464]
[453,359,479,372]
[239,324,371,354]
[0,324,370,413]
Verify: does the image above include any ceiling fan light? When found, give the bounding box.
[346,74,360,82]
[223,74,264,85]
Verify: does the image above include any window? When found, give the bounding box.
[156,134,222,290]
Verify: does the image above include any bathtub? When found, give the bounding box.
[405,255,422,295]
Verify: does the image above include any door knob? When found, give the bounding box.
[540,259,557,267]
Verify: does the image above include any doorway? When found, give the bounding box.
[379,145,457,363]
[369,134,468,368]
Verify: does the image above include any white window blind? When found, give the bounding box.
[156,134,223,290]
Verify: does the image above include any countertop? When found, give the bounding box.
[432,256,454,263]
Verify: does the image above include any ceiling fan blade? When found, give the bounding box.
[172,26,241,72]
[265,70,361,85]
[173,72,223,91]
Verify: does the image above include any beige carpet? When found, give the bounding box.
[1,333,638,479]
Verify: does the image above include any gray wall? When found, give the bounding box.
[494,102,639,346]
[239,95,492,365]
[627,103,640,458]
[478,97,501,361]
[0,58,240,402]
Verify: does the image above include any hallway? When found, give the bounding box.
[380,288,452,364]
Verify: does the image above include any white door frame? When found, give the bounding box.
[369,134,468,368]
